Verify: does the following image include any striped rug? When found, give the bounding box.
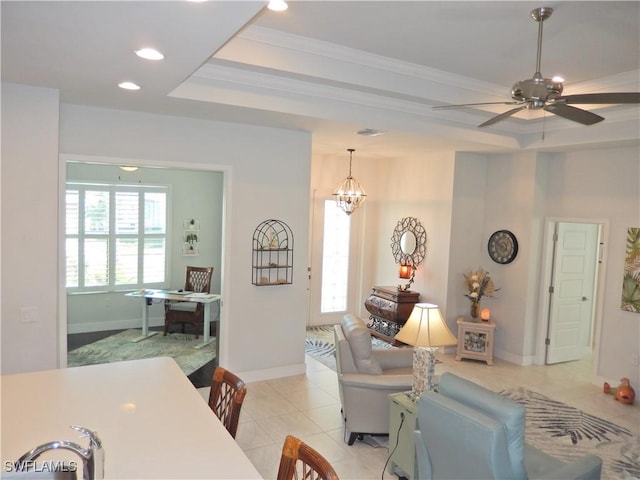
[305,324,394,371]
[502,387,639,480]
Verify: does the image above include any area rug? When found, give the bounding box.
[68,329,216,377]
[502,386,639,480]
[305,325,394,371]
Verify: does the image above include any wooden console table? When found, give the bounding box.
[364,286,419,345]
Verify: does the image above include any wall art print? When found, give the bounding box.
[621,227,640,313]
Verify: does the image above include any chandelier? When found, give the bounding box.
[332,148,366,215]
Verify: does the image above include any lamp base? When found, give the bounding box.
[410,346,438,400]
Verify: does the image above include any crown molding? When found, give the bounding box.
[232,25,507,99]
[565,70,640,93]
[173,25,640,151]
[191,61,446,120]
[220,26,510,105]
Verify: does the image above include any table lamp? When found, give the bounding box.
[395,303,457,397]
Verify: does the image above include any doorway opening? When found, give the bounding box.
[58,155,229,388]
[538,219,607,371]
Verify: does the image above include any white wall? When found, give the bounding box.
[2,90,312,380]
[1,83,61,374]
[325,149,459,327]
[371,150,457,314]
[58,104,312,381]
[449,147,639,386]
[542,146,640,387]
[446,152,490,332]
[3,82,637,387]
[365,145,639,388]
[484,152,544,364]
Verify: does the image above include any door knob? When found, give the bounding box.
[582,296,588,301]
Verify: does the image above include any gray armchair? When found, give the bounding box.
[334,314,413,445]
[415,372,602,479]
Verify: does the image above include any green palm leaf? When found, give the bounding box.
[626,227,640,264]
[621,271,640,313]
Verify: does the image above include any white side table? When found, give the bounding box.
[388,392,419,479]
[456,319,496,365]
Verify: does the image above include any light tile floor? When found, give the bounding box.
[198,352,639,480]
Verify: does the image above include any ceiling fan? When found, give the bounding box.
[433,7,640,128]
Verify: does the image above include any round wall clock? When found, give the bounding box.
[488,230,518,264]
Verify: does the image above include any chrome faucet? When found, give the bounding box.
[14,425,104,480]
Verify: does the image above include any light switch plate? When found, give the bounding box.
[20,306,39,323]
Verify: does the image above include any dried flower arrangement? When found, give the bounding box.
[463,268,499,303]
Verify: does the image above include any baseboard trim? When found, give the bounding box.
[594,374,618,389]
[68,317,164,334]
[237,363,306,383]
[493,348,535,366]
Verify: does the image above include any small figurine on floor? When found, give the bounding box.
[603,378,635,405]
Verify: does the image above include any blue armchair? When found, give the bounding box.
[415,373,602,479]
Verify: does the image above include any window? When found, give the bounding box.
[66,183,169,292]
[320,200,351,312]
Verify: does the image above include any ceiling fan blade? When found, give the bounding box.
[558,93,640,105]
[478,105,528,127]
[433,101,523,110]
[544,104,604,125]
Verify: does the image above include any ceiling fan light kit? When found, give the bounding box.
[435,6,640,128]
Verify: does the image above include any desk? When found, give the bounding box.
[1,357,262,479]
[126,290,221,349]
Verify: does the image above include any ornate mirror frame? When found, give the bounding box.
[390,217,427,267]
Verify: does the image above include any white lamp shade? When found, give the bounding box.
[395,303,457,347]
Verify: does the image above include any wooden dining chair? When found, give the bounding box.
[208,366,247,439]
[277,435,340,480]
[164,265,213,338]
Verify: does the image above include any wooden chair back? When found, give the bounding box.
[185,266,213,293]
[208,366,247,438]
[164,266,214,338]
[277,435,339,480]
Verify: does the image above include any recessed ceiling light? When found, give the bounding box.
[118,81,141,91]
[135,48,164,61]
[356,128,385,137]
[119,166,139,172]
[268,0,288,11]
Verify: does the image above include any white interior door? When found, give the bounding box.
[546,222,599,364]
[308,193,361,327]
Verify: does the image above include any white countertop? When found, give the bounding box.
[1,357,262,479]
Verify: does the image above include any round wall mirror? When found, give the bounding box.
[400,231,417,255]
[391,217,427,266]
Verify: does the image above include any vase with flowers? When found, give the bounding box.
[464,268,499,319]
